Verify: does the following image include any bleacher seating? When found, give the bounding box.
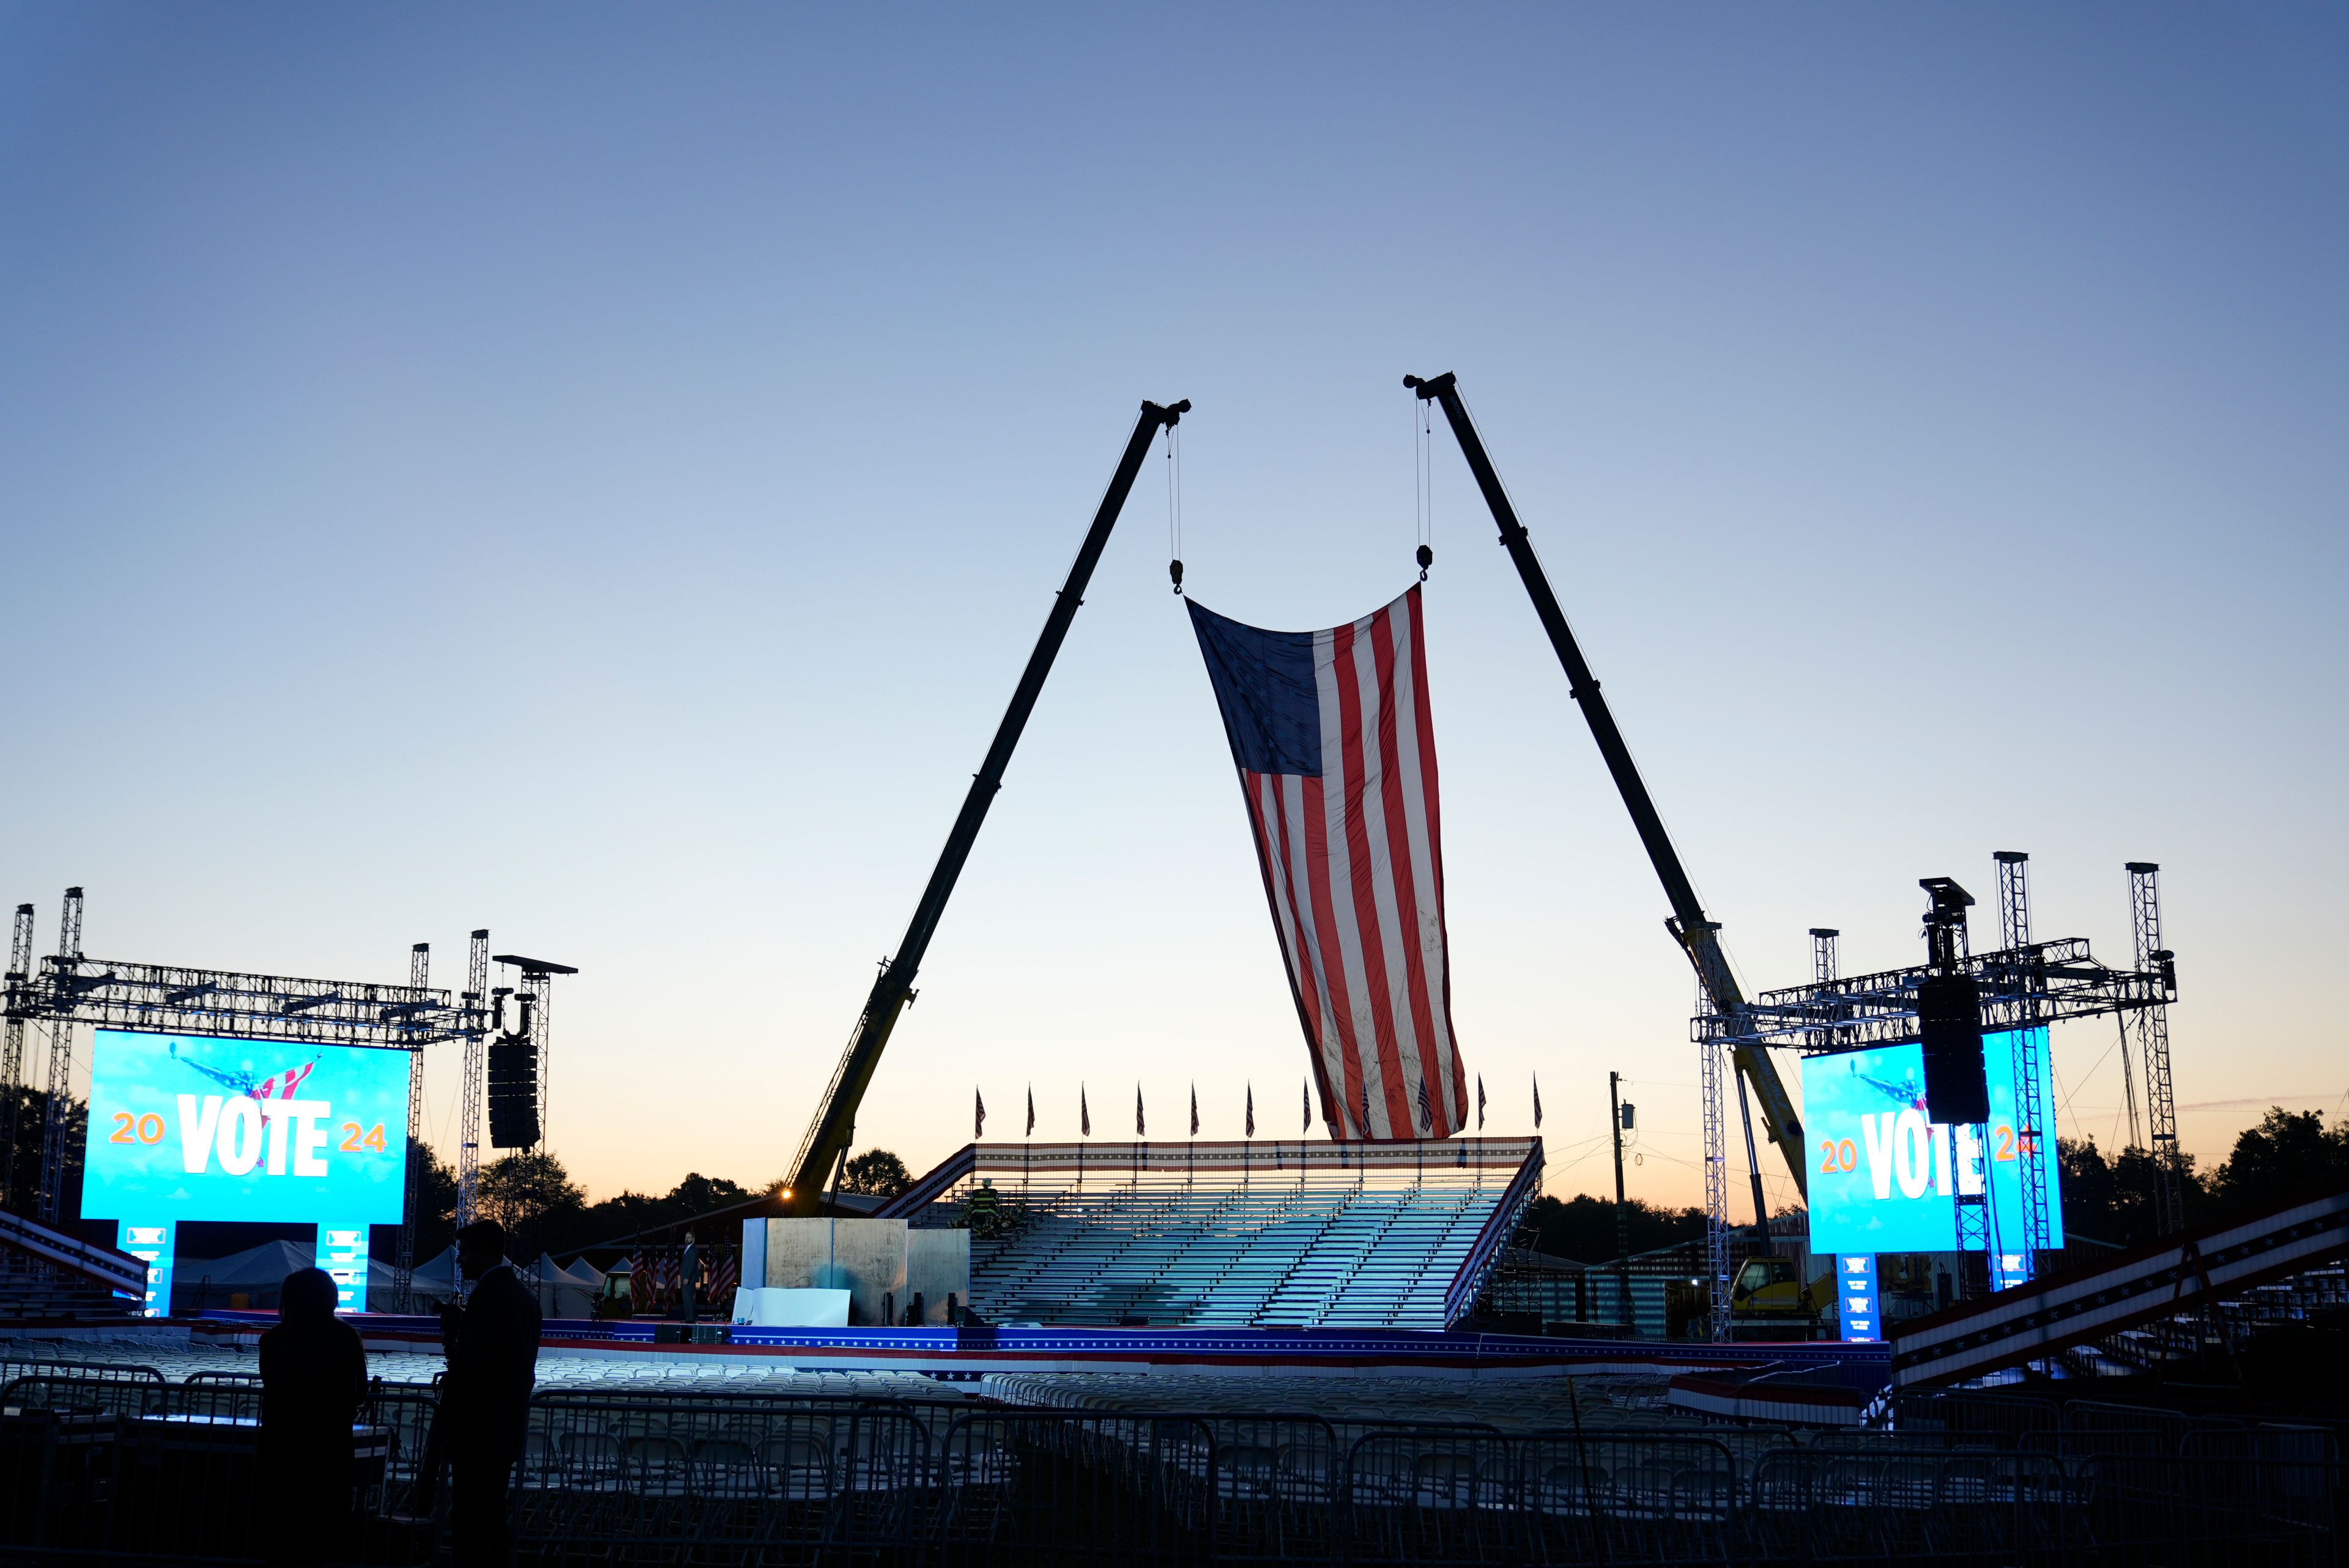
[0,1210,146,1325]
[883,1139,1540,1331]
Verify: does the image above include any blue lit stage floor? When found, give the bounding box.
[7,1320,1890,1430]
[182,1315,1887,1389]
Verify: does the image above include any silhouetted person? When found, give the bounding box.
[258,1267,366,1567]
[442,1220,541,1567]
[680,1230,699,1325]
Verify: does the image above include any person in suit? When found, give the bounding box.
[440,1219,541,1567]
[258,1266,368,1566]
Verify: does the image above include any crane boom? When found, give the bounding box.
[782,398,1190,1215]
[1404,371,1807,1198]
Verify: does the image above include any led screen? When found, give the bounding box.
[1802,1028,2061,1255]
[82,1029,411,1224]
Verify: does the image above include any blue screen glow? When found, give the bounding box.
[83,1029,411,1225]
[1800,1028,2061,1257]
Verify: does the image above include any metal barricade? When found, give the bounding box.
[1343,1425,1526,1566]
[1198,1413,1343,1564]
[2,1370,167,1416]
[0,1380,2340,1564]
[928,1408,1217,1566]
[515,1395,933,1564]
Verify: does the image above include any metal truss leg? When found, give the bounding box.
[35,1020,73,1225]
[36,891,83,1225]
[0,1017,20,1211]
[1,903,30,1212]
[1701,1013,1732,1343]
[1953,1161,1989,1299]
[1997,853,2049,1282]
[456,929,488,1235]
[2129,864,2184,1234]
[392,942,429,1312]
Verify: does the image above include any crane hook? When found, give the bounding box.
[1416,544,1433,582]
[1170,558,1184,595]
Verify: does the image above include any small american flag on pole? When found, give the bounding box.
[1245,1083,1255,1139]
[1189,1084,1199,1137]
[1532,1072,1543,1129]
[974,1088,985,1140]
[1477,1074,1486,1131]
[1189,586,1469,1141]
[1081,1085,1091,1138]
[1135,1084,1145,1138]
[1025,1086,1035,1137]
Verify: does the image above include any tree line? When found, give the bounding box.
[402,1144,918,1258]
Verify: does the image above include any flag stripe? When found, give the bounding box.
[1384,592,1460,1131]
[1246,772,1327,1115]
[1367,599,1445,1137]
[1269,771,1348,1129]
[1403,593,1464,1128]
[1327,617,1407,1139]
[1300,759,1375,1136]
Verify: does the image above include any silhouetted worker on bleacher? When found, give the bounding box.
[443,1219,541,1567]
[259,1266,368,1566]
[965,1178,1004,1238]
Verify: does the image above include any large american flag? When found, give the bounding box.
[1187,585,1468,1141]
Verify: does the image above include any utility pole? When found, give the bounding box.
[1609,1071,1632,1330]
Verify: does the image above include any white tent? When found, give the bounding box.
[174,1240,315,1311]
[404,1246,461,1304]
[534,1253,600,1319]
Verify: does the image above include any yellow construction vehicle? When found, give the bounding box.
[1729,1254,1836,1331]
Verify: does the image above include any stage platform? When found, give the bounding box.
[180,1312,1888,1388]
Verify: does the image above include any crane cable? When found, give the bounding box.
[1414,393,1434,581]
[1166,422,1185,595]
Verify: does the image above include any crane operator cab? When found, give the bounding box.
[1729,1255,1833,1329]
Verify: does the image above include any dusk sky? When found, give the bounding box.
[4,7,2343,1216]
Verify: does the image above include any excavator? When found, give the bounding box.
[783,377,1809,1219]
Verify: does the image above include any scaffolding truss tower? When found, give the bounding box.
[1699,979,1732,1343]
[393,942,430,1310]
[1,904,31,1211]
[2129,863,2185,1234]
[1998,852,2050,1281]
[456,929,489,1233]
[37,888,85,1224]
